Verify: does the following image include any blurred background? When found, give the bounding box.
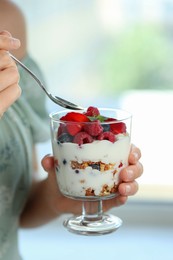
[11,0,173,259]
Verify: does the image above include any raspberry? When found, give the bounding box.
[118,162,123,168]
[84,106,100,117]
[66,123,82,136]
[57,123,67,137]
[97,131,116,143]
[84,120,103,137]
[73,132,93,145]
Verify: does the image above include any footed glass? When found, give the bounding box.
[49,108,132,235]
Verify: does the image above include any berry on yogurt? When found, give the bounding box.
[83,120,103,137]
[58,106,127,145]
[97,131,116,142]
[73,132,93,145]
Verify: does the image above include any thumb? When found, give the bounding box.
[0,30,12,37]
[41,154,60,198]
[41,154,55,173]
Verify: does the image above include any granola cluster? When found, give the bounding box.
[71,160,115,172]
[85,184,118,196]
[71,160,119,196]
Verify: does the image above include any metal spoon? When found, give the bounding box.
[10,54,83,110]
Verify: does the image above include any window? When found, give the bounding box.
[13,0,173,201]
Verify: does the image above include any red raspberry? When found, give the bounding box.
[57,123,67,137]
[118,162,123,168]
[66,123,82,136]
[84,120,103,137]
[97,131,116,143]
[73,132,93,145]
[84,106,100,117]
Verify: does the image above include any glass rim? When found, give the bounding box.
[49,107,132,123]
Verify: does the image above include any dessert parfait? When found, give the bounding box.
[51,106,131,200]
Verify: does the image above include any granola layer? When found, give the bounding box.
[71,160,120,196]
[71,160,116,172]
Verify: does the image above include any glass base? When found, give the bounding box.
[63,214,123,235]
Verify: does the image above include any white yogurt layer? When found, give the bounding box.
[52,134,130,198]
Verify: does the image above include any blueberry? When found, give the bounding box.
[63,159,67,165]
[75,170,80,174]
[91,163,100,171]
[101,124,110,132]
[57,133,73,143]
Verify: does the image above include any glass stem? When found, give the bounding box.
[82,200,103,222]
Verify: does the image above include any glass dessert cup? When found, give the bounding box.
[49,108,132,235]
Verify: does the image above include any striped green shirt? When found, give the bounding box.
[0,54,49,260]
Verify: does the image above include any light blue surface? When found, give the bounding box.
[19,202,173,260]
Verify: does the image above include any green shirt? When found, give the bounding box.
[0,54,49,260]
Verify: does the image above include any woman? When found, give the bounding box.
[0,1,143,259]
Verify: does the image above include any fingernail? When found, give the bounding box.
[11,38,21,48]
[127,169,134,180]
[125,184,131,194]
[133,152,139,161]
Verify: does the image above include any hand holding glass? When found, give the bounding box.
[49,108,132,235]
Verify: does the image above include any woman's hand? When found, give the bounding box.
[41,144,143,215]
[0,30,21,117]
[103,144,143,211]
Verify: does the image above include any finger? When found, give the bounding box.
[118,181,139,196]
[128,144,142,164]
[0,83,21,115]
[0,34,20,50]
[41,154,54,172]
[0,50,16,70]
[120,161,143,182]
[103,195,128,211]
[0,65,19,91]
[0,30,12,37]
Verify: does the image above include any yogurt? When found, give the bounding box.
[52,134,130,199]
